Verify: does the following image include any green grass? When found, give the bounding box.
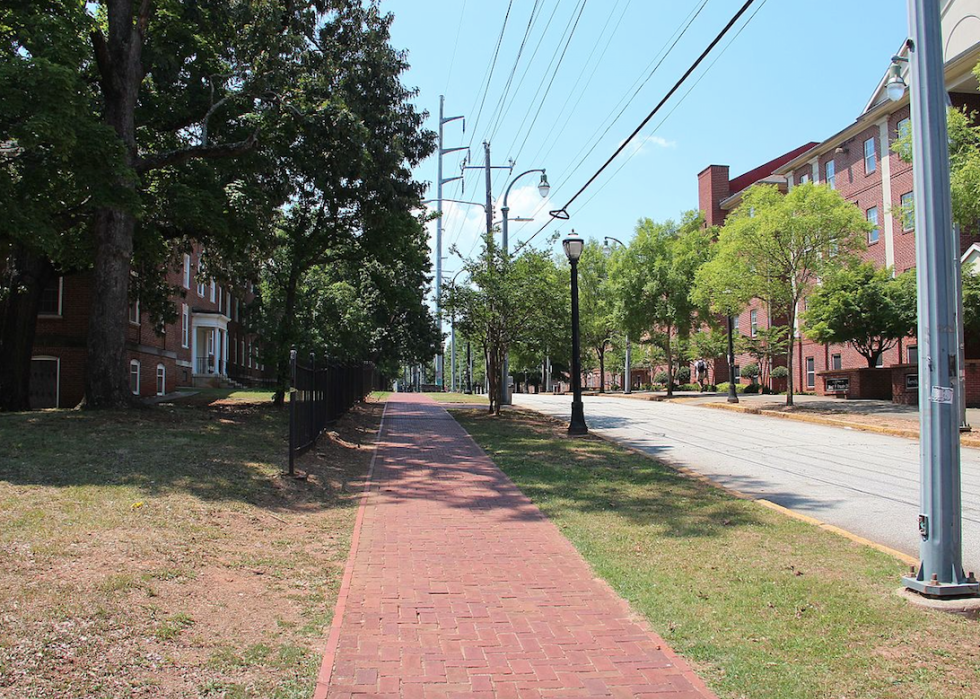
[453,409,980,699]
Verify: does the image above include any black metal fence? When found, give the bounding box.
[288,350,379,475]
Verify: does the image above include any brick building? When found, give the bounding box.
[30,246,269,409]
[693,1,980,402]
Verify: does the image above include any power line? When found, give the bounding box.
[514,0,762,255]
[466,0,515,150]
[484,0,545,143]
[443,0,469,94]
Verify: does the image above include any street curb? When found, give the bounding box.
[700,401,980,449]
[541,415,922,570]
[313,400,388,699]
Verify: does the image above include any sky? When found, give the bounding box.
[381,0,911,283]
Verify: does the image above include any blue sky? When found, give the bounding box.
[383,0,909,273]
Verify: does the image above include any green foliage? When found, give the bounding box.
[695,182,870,403]
[577,240,616,389]
[675,366,692,384]
[653,370,668,385]
[689,328,729,362]
[610,211,715,396]
[803,263,916,367]
[737,326,789,388]
[739,363,760,380]
[770,366,789,379]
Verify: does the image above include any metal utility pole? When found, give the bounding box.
[435,96,465,388]
[901,0,978,597]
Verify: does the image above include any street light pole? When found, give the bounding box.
[898,0,978,597]
[603,236,631,394]
[726,314,739,404]
[498,167,551,406]
[564,231,588,435]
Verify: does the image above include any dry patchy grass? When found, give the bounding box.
[0,397,380,698]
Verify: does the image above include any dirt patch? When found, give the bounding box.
[0,398,382,698]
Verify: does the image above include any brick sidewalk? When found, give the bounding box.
[314,393,715,699]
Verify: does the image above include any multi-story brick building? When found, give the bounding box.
[30,246,269,409]
[694,0,980,402]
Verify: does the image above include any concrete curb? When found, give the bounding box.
[700,401,980,449]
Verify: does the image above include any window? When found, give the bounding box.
[129,298,140,325]
[897,117,911,141]
[240,339,245,366]
[210,281,216,303]
[248,341,253,368]
[867,206,880,244]
[183,254,191,288]
[181,304,189,348]
[901,191,914,231]
[805,357,815,388]
[800,173,810,184]
[156,364,166,396]
[876,353,885,368]
[197,258,206,297]
[907,345,918,364]
[864,136,876,174]
[38,277,63,316]
[130,360,140,395]
[831,354,842,370]
[733,315,740,332]
[206,330,214,356]
[750,309,758,337]
[825,160,836,190]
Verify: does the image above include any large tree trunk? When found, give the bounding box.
[0,248,54,411]
[273,265,303,407]
[785,314,795,407]
[598,349,605,393]
[84,2,147,408]
[664,326,674,397]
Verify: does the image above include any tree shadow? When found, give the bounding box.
[0,400,377,514]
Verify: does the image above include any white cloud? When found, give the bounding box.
[619,134,677,156]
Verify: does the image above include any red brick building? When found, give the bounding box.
[696,6,980,401]
[30,246,269,409]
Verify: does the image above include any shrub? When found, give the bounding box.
[740,363,760,381]
[679,383,700,392]
[676,367,692,384]
[770,366,789,379]
[641,383,653,391]
[654,370,668,385]
[743,383,761,394]
[704,384,717,392]
[717,382,746,394]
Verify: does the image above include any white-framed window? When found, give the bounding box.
[805,357,815,388]
[37,277,63,317]
[831,353,842,370]
[867,206,880,244]
[156,363,166,396]
[897,117,911,141]
[876,353,885,368]
[210,281,216,303]
[183,254,191,288]
[907,345,918,364]
[901,191,914,231]
[130,360,141,395]
[750,309,758,337]
[824,160,836,190]
[207,330,214,356]
[197,257,206,297]
[864,136,876,174]
[129,298,140,325]
[181,304,189,348]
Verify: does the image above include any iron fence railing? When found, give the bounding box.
[287,350,379,476]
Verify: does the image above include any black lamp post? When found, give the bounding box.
[564,231,588,435]
[726,314,739,404]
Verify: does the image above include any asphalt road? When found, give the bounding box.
[512,393,980,575]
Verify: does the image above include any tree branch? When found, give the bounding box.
[137,128,259,173]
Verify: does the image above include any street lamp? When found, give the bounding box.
[894,0,978,598]
[603,236,632,395]
[499,168,550,405]
[563,231,588,435]
[726,314,739,404]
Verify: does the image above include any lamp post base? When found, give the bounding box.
[568,400,588,435]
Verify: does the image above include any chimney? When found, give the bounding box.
[698,165,730,228]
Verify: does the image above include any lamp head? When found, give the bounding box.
[563,231,584,262]
[886,62,907,102]
[538,172,550,198]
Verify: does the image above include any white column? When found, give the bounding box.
[223,330,229,376]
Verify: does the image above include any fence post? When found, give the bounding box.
[310,351,317,447]
[288,347,297,477]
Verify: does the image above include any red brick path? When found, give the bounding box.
[314,394,716,699]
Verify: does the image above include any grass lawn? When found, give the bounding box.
[0,396,380,698]
[426,391,488,404]
[453,409,980,699]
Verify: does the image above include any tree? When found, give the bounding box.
[610,212,714,397]
[577,241,615,392]
[443,233,565,415]
[694,183,870,405]
[737,326,789,390]
[803,262,917,367]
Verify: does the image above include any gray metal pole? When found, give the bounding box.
[624,336,632,394]
[450,315,456,393]
[902,0,978,597]
[436,95,444,388]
